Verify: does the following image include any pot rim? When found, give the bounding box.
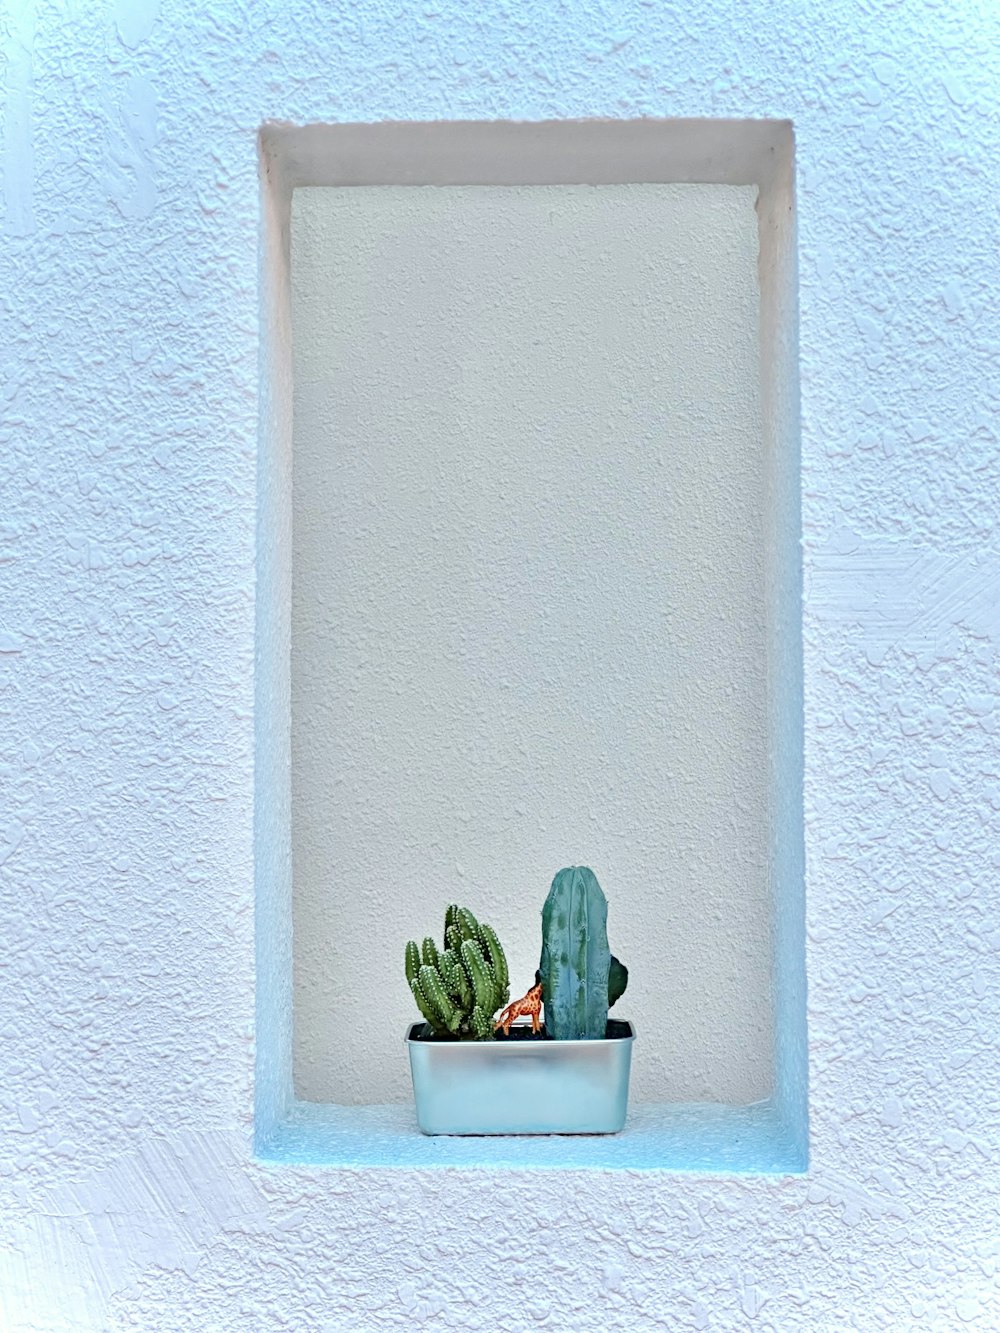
[405,1019,635,1046]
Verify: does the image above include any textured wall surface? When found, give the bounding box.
[290,183,771,1107]
[1,1,999,1330]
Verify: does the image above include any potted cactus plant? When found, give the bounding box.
[404,867,634,1135]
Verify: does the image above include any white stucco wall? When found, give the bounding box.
[2,2,999,1330]
[290,182,772,1107]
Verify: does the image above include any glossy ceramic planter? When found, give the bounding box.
[406,1020,635,1135]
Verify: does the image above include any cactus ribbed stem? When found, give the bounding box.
[410,978,440,1030]
[471,1005,493,1040]
[539,866,611,1040]
[456,907,479,942]
[418,965,459,1033]
[439,948,471,1007]
[404,940,421,988]
[461,938,495,1012]
[478,923,509,1004]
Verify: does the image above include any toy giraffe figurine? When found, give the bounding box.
[495,975,544,1036]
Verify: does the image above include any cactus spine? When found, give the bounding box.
[405,905,510,1040]
[539,866,622,1040]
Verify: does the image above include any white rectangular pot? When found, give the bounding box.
[405,1019,635,1135]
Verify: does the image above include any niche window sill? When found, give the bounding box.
[256,1099,807,1172]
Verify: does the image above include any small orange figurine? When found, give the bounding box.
[495,976,544,1036]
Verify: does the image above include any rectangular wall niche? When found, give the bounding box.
[256,119,805,1171]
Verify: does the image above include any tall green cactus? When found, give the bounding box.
[539,866,627,1040]
[405,905,510,1040]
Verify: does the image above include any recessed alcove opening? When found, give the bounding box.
[256,119,805,1170]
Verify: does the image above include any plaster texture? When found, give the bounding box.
[290,182,772,1108]
[2,2,999,1331]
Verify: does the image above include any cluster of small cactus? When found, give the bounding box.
[405,905,510,1040]
[405,873,627,1043]
[539,866,628,1040]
